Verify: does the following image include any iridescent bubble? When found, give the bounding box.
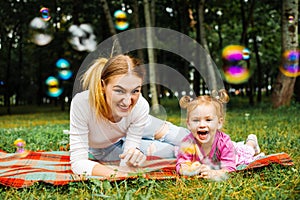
[14,138,29,157]
[40,7,51,21]
[114,10,129,31]
[14,138,26,153]
[222,45,251,84]
[68,24,97,52]
[56,58,70,69]
[29,17,53,46]
[279,50,300,77]
[58,70,73,80]
[288,15,294,23]
[56,58,72,80]
[45,76,63,97]
[242,48,250,60]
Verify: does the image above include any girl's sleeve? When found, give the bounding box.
[176,137,196,174]
[69,95,97,175]
[218,134,237,172]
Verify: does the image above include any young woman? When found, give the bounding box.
[70,54,189,177]
[176,90,263,179]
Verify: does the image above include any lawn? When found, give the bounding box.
[0,99,299,199]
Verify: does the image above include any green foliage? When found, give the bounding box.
[0,102,299,199]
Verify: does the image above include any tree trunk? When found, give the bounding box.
[240,0,255,106]
[99,0,121,54]
[16,25,23,106]
[197,0,219,93]
[251,27,262,103]
[132,0,150,101]
[143,0,159,113]
[271,0,298,108]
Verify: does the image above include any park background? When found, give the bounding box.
[0,0,299,199]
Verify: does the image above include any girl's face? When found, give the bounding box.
[104,73,142,122]
[187,104,223,145]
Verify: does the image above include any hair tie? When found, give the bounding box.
[211,90,220,100]
[211,89,229,103]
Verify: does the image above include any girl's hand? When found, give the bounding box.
[119,147,146,167]
[180,161,202,176]
[199,165,228,180]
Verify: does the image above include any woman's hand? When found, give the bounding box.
[119,147,146,167]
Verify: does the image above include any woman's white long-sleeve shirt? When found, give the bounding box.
[69,90,150,175]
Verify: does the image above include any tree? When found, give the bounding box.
[143,0,159,112]
[272,0,298,108]
[99,0,121,54]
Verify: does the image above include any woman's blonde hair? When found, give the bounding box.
[81,54,145,120]
[179,89,230,120]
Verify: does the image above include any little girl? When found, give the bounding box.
[176,89,264,179]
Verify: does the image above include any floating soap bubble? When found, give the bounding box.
[58,70,73,80]
[29,17,53,46]
[114,10,129,31]
[288,15,295,23]
[68,24,97,52]
[56,58,70,69]
[222,45,251,84]
[14,138,29,157]
[279,50,300,77]
[40,7,51,21]
[56,58,72,80]
[14,138,26,153]
[45,76,63,97]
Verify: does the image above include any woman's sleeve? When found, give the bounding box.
[122,96,149,155]
[218,134,237,172]
[69,95,97,175]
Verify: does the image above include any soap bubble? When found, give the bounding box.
[279,50,299,77]
[58,69,73,80]
[45,76,63,97]
[14,138,29,157]
[56,58,72,80]
[40,7,51,21]
[114,10,129,31]
[68,24,97,52]
[56,58,70,69]
[29,17,53,46]
[222,45,251,84]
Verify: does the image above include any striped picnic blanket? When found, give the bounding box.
[0,150,294,188]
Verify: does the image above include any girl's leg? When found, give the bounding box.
[245,134,260,155]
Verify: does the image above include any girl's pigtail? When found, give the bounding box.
[211,89,230,104]
[179,95,192,109]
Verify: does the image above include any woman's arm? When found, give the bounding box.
[92,163,128,177]
[69,92,97,175]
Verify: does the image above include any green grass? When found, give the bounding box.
[0,99,299,199]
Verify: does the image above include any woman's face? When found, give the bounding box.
[187,104,223,145]
[104,73,143,122]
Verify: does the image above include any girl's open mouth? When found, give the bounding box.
[197,131,208,135]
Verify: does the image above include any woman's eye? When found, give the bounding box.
[114,90,124,94]
[132,89,140,94]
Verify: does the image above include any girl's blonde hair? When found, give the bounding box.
[81,54,145,120]
[179,89,230,120]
